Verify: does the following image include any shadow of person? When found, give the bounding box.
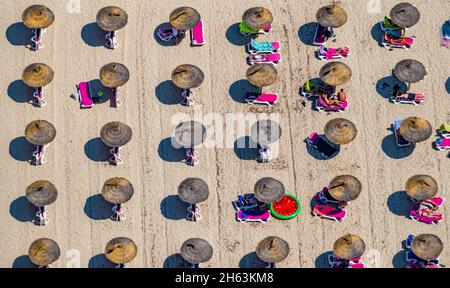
[233,136,258,161]
[387,191,412,217]
[239,252,267,268]
[84,194,113,220]
[225,23,254,46]
[381,133,414,159]
[298,22,318,46]
[7,80,34,104]
[157,137,186,162]
[81,23,107,47]
[6,22,34,47]
[375,76,407,100]
[392,250,407,268]
[88,253,115,268]
[371,22,385,46]
[160,195,189,220]
[229,79,257,103]
[153,23,185,47]
[155,80,183,105]
[9,136,34,162]
[84,137,110,162]
[315,251,333,268]
[10,196,35,223]
[163,253,192,268]
[12,255,37,268]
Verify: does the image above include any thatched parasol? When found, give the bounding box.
[316,4,348,28]
[22,5,55,29]
[105,237,137,264]
[399,117,432,143]
[242,7,273,31]
[100,122,132,147]
[324,118,357,145]
[254,177,285,204]
[328,175,362,202]
[25,120,56,146]
[246,64,278,87]
[319,62,352,86]
[180,238,213,264]
[101,178,134,205]
[178,178,209,205]
[390,3,420,28]
[333,234,366,260]
[256,236,290,264]
[394,59,427,85]
[250,120,282,146]
[171,64,204,89]
[99,63,130,88]
[25,180,58,207]
[173,121,206,148]
[411,234,444,261]
[22,63,54,88]
[169,7,201,31]
[28,238,60,266]
[405,175,438,201]
[96,6,128,31]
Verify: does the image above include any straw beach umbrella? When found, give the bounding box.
[324,118,357,145]
[171,64,204,89]
[243,7,273,31]
[96,6,128,32]
[246,64,278,88]
[316,4,347,28]
[173,121,206,148]
[102,178,134,205]
[254,177,285,204]
[390,3,420,28]
[399,117,432,143]
[105,237,137,264]
[328,175,362,202]
[251,120,282,147]
[405,175,438,201]
[169,7,201,31]
[180,238,213,264]
[319,62,352,86]
[333,234,366,261]
[178,178,209,205]
[99,63,129,88]
[22,5,55,29]
[25,120,56,146]
[256,236,289,264]
[22,63,54,88]
[28,238,60,267]
[411,234,443,261]
[100,122,132,147]
[394,59,426,90]
[25,180,58,207]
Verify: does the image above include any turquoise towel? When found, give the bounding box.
[250,39,274,52]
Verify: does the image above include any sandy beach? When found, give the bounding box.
[1,0,450,268]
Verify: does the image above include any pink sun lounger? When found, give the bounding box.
[420,197,445,210]
[32,144,49,165]
[317,46,350,60]
[76,82,94,108]
[316,97,348,112]
[31,28,45,51]
[248,52,281,65]
[382,33,415,49]
[191,20,205,46]
[409,208,443,225]
[236,209,270,223]
[435,137,450,150]
[245,92,278,106]
[312,204,346,222]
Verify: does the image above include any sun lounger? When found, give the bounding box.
[32,144,48,165]
[76,82,94,108]
[419,197,445,210]
[328,254,362,266]
[181,89,195,106]
[390,92,425,105]
[247,39,280,54]
[186,204,202,221]
[317,46,350,60]
[435,137,450,150]
[236,209,270,223]
[239,22,272,36]
[182,148,199,166]
[190,20,205,46]
[438,123,450,138]
[409,206,443,225]
[248,52,281,65]
[312,204,346,222]
[35,206,48,226]
[31,28,45,51]
[31,86,46,107]
[315,97,348,112]
[258,146,272,163]
[157,26,180,42]
[106,31,119,49]
[313,24,333,46]
[233,194,260,211]
[380,16,403,33]
[111,204,126,221]
[392,118,412,147]
[382,33,415,49]
[245,92,278,106]
[307,132,339,158]
[109,146,123,165]
[300,79,334,99]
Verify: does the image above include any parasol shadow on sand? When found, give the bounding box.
[381,133,414,159]
[9,136,35,162]
[229,79,257,103]
[225,23,255,46]
[83,194,113,220]
[387,191,413,217]
[392,249,408,268]
[445,77,450,94]
[153,23,186,46]
[375,76,408,100]
[157,137,186,162]
[239,252,267,268]
[6,22,34,47]
[7,79,35,104]
[163,253,192,268]
[234,136,259,161]
[9,196,35,222]
[303,135,340,160]
[315,251,333,268]
[12,255,37,268]
[160,195,189,220]
[298,22,319,46]
[88,253,115,268]
[84,137,110,162]
[370,22,385,46]
[81,22,107,47]
[155,80,183,105]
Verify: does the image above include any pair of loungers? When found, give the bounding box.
[246,39,282,65]
[30,28,45,51]
[300,80,348,112]
[405,235,445,268]
[329,254,365,268]
[307,132,339,159]
[317,46,350,60]
[182,148,199,166]
[157,20,205,46]
[32,144,49,165]
[233,194,271,223]
[74,81,121,108]
[435,123,450,150]
[31,86,46,107]
[379,16,415,49]
[312,187,347,222]
[392,118,412,147]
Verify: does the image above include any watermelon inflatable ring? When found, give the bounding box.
[270,194,301,220]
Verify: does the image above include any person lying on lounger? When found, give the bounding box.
[337,89,347,103]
